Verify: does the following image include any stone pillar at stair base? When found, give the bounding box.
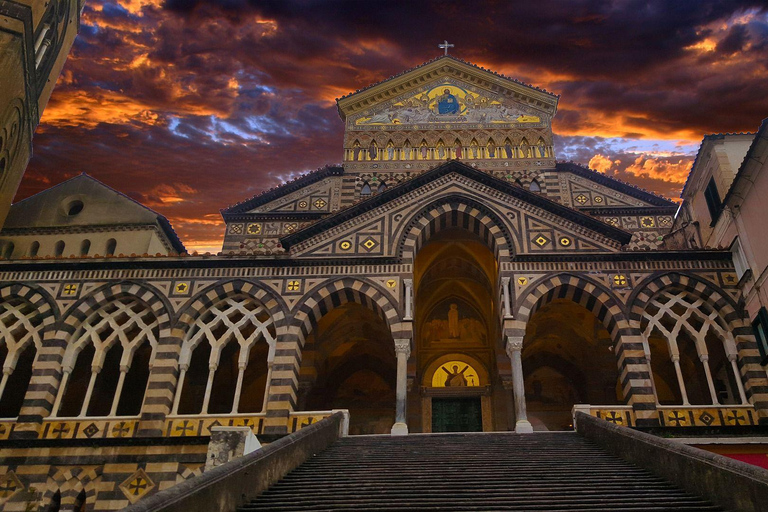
[506,336,533,433]
[206,426,261,469]
[391,338,412,436]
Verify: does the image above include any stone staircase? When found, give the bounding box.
[237,432,725,511]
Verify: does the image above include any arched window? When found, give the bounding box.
[54,297,159,418]
[360,182,372,198]
[80,239,91,256]
[0,296,44,418]
[28,241,40,257]
[2,242,14,259]
[377,182,387,194]
[54,240,65,257]
[529,179,541,193]
[174,295,275,415]
[105,238,117,256]
[643,288,747,407]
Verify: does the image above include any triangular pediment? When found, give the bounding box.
[337,56,559,126]
[282,161,631,258]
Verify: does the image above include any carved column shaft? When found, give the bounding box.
[392,338,412,435]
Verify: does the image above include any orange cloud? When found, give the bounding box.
[623,155,692,184]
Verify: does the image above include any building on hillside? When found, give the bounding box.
[0,0,85,227]
[0,174,185,259]
[669,120,768,365]
[0,55,766,511]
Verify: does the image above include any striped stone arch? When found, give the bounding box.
[0,282,58,347]
[12,282,171,436]
[398,195,515,263]
[629,272,742,328]
[174,279,288,337]
[263,277,406,435]
[292,277,405,340]
[43,465,102,512]
[513,273,632,340]
[58,281,172,340]
[628,272,768,423]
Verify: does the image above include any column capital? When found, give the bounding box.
[394,338,412,359]
[699,354,709,362]
[403,278,413,287]
[671,354,680,362]
[501,276,511,285]
[505,336,524,357]
[727,353,737,362]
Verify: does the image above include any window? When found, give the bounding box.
[703,177,722,225]
[378,182,387,194]
[66,200,84,216]
[753,307,768,366]
[360,182,372,197]
[730,238,750,280]
[28,241,39,257]
[54,241,65,257]
[529,179,541,193]
[2,242,14,259]
[105,238,117,256]
[80,239,91,256]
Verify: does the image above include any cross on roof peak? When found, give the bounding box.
[438,40,454,56]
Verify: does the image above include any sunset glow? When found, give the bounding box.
[21,1,768,251]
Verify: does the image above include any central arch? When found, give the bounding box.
[398,195,516,263]
[412,222,504,433]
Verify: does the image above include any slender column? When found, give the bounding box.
[109,365,129,417]
[201,364,217,414]
[641,335,659,402]
[231,363,247,414]
[261,363,273,413]
[728,354,749,404]
[50,370,71,418]
[79,369,100,417]
[671,355,690,405]
[506,336,533,433]
[501,277,512,319]
[171,364,188,415]
[700,355,719,405]
[403,279,413,321]
[391,338,411,436]
[0,369,12,402]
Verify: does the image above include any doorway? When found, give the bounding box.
[432,397,483,432]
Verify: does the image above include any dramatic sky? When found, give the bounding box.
[19,0,768,252]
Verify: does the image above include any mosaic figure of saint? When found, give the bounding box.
[471,140,479,158]
[387,143,394,160]
[448,303,460,338]
[488,141,496,158]
[403,142,412,160]
[352,141,362,161]
[420,144,428,159]
[455,144,462,159]
[368,142,377,160]
[443,364,469,387]
[437,142,446,159]
[505,143,514,159]
[437,88,459,115]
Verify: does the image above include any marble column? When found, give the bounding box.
[391,338,412,436]
[728,354,749,404]
[505,336,533,433]
[671,355,690,405]
[501,277,513,319]
[403,279,413,321]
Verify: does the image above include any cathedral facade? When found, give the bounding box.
[0,56,766,511]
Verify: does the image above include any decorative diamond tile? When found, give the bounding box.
[228,223,243,234]
[339,240,352,250]
[246,223,261,235]
[640,216,655,228]
[283,223,298,234]
[593,196,603,203]
[298,200,308,208]
[314,199,327,209]
[120,468,155,503]
[532,234,550,247]
[82,422,100,438]
[698,411,715,426]
[558,237,571,247]
[361,237,378,251]
[111,421,132,438]
[613,274,628,286]
[286,280,301,292]
[575,194,589,204]
[173,281,191,295]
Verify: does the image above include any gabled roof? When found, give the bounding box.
[555,162,676,207]
[336,55,559,121]
[5,174,185,253]
[281,160,632,250]
[681,131,755,198]
[221,165,344,217]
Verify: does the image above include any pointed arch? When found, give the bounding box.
[513,273,632,340]
[397,195,515,264]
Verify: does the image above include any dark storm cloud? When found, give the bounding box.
[19,0,768,249]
